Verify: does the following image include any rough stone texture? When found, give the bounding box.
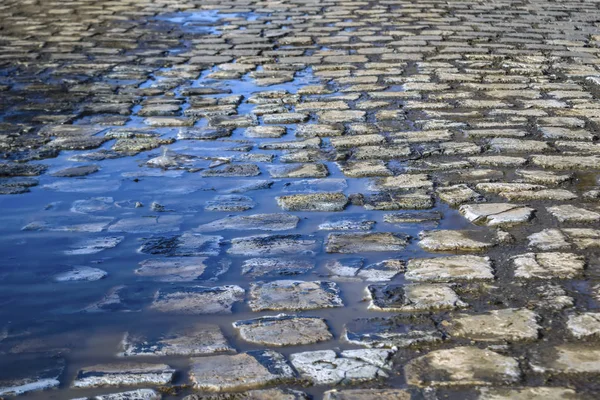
[323,389,412,400]
[530,345,600,375]
[459,203,535,227]
[512,253,585,279]
[190,351,295,391]
[325,232,409,253]
[344,315,442,348]
[477,387,581,400]
[150,285,244,314]
[228,235,318,256]
[249,280,343,311]
[442,308,541,341]
[196,214,299,232]
[567,313,600,339]
[233,314,332,346]
[406,255,494,282]
[405,347,521,387]
[367,283,467,312]
[72,363,175,388]
[289,349,393,385]
[276,193,348,212]
[419,230,495,252]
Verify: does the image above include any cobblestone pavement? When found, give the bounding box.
[2,0,600,399]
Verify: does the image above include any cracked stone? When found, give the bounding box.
[459,203,535,227]
[367,283,467,312]
[513,252,585,279]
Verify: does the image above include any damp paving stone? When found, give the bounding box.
[567,312,600,339]
[406,255,494,282]
[50,164,99,177]
[196,214,299,232]
[120,324,234,357]
[367,283,467,312]
[150,285,244,315]
[228,234,318,256]
[404,346,521,387]
[318,216,375,231]
[527,229,571,251]
[325,232,409,253]
[344,315,442,348]
[233,314,332,346]
[0,163,47,177]
[323,389,412,400]
[43,179,121,193]
[325,258,405,282]
[65,236,124,255]
[112,137,175,154]
[477,387,582,400]
[79,389,161,400]
[177,127,232,140]
[205,195,256,212]
[530,344,600,375]
[276,192,348,212]
[459,203,535,227]
[245,126,286,138]
[22,216,114,233]
[418,230,496,252]
[189,350,295,392]
[437,184,484,207]
[268,163,328,179]
[249,280,343,311]
[241,258,314,278]
[547,205,600,223]
[281,179,348,194]
[135,257,229,282]
[562,229,600,249]
[201,163,261,177]
[72,363,175,388]
[289,349,393,386]
[512,252,585,279]
[369,174,433,191]
[54,266,108,282]
[338,160,392,178]
[183,388,309,400]
[384,211,442,225]
[108,215,183,233]
[0,357,65,397]
[442,308,540,342]
[138,233,222,257]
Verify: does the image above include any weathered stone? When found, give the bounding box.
[438,184,484,206]
[150,285,244,314]
[241,258,314,278]
[338,161,392,178]
[72,363,175,388]
[108,215,182,233]
[367,283,467,311]
[512,253,585,279]
[249,280,343,311]
[183,388,308,400]
[205,195,256,212]
[528,229,571,250]
[325,258,405,281]
[344,315,442,348]
[87,389,161,400]
[318,216,375,231]
[442,308,540,341]
[202,164,261,177]
[233,314,332,346]
[531,345,600,375]
[135,257,228,282]
[50,164,99,177]
[419,230,495,252]
[325,232,409,253]
[268,163,328,178]
[459,203,535,227]
[138,233,222,257]
[406,255,494,282]
[276,192,348,212]
[370,174,432,191]
[547,205,600,223]
[567,312,600,339]
[54,266,107,282]
[477,387,582,400]
[289,349,393,385]
[120,324,233,356]
[196,214,299,232]
[190,351,295,391]
[405,346,521,387]
[323,389,412,400]
[228,235,318,256]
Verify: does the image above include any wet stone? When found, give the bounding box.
[281,179,347,194]
[0,162,47,177]
[108,215,182,233]
[245,126,286,138]
[276,192,348,212]
[189,350,295,392]
[344,315,442,349]
[323,389,412,400]
[120,324,233,357]
[112,137,174,154]
[567,312,600,339]
[406,255,494,282]
[72,363,175,388]
[135,257,228,282]
[318,216,375,231]
[268,163,328,179]
[477,387,582,400]
[419,230,495,252]
[249,280,343,311]
[205,195,256,212]
[459,203,535,227]
[150,285,244,315]
[528,229,571,251]
[196,213,299,232]
[50,164,99,177]
[325,232,409,253]
[384,211,442,225]
[65,236,124,255]
[442,308,540,342]
[0,357,65,397]
[547,205,600,223]
[202,163,261,177]
[405,346,521,387]
[79,389,161,400]
[367,283,467,312]
[290,349,393,386]
[54,266,107,282]
[241,258,314,278]
[338,161,392,178]
[438,184,484,207]
[325,259,405,282]
[183,388,309,400]
[228,235,318,256]
[138,233,222,257]
[233,314,332,346]
[512,252,585,279]
[530,344,600,375]
[177,127,232,140]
